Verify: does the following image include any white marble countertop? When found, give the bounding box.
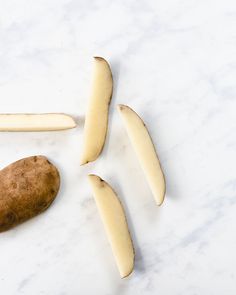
[0,0,236,294]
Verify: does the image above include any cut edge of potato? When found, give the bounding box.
[0,113,77,131]
[88,174,134,278]
[117,104,166,206]
[80,57,113,165]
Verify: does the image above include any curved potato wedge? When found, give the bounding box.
[88,174,134,278]
[81,57,113,165]
[117,105,166,205]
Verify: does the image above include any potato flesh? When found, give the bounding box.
[0,114,76,131]
[81,57,113,164]
[88,175,134,278]
[118,105,165,205]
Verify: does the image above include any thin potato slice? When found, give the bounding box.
[0,113,76,131]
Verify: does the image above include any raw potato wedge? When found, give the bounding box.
[0,113,76,131]
[117,105,166,205]
[81,57,113,165]
[88,174,134,278]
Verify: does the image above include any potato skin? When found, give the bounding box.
[0,156,60,232]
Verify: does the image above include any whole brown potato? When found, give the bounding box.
[0,155,60,232]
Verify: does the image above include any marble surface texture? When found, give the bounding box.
[0,0,236,294]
